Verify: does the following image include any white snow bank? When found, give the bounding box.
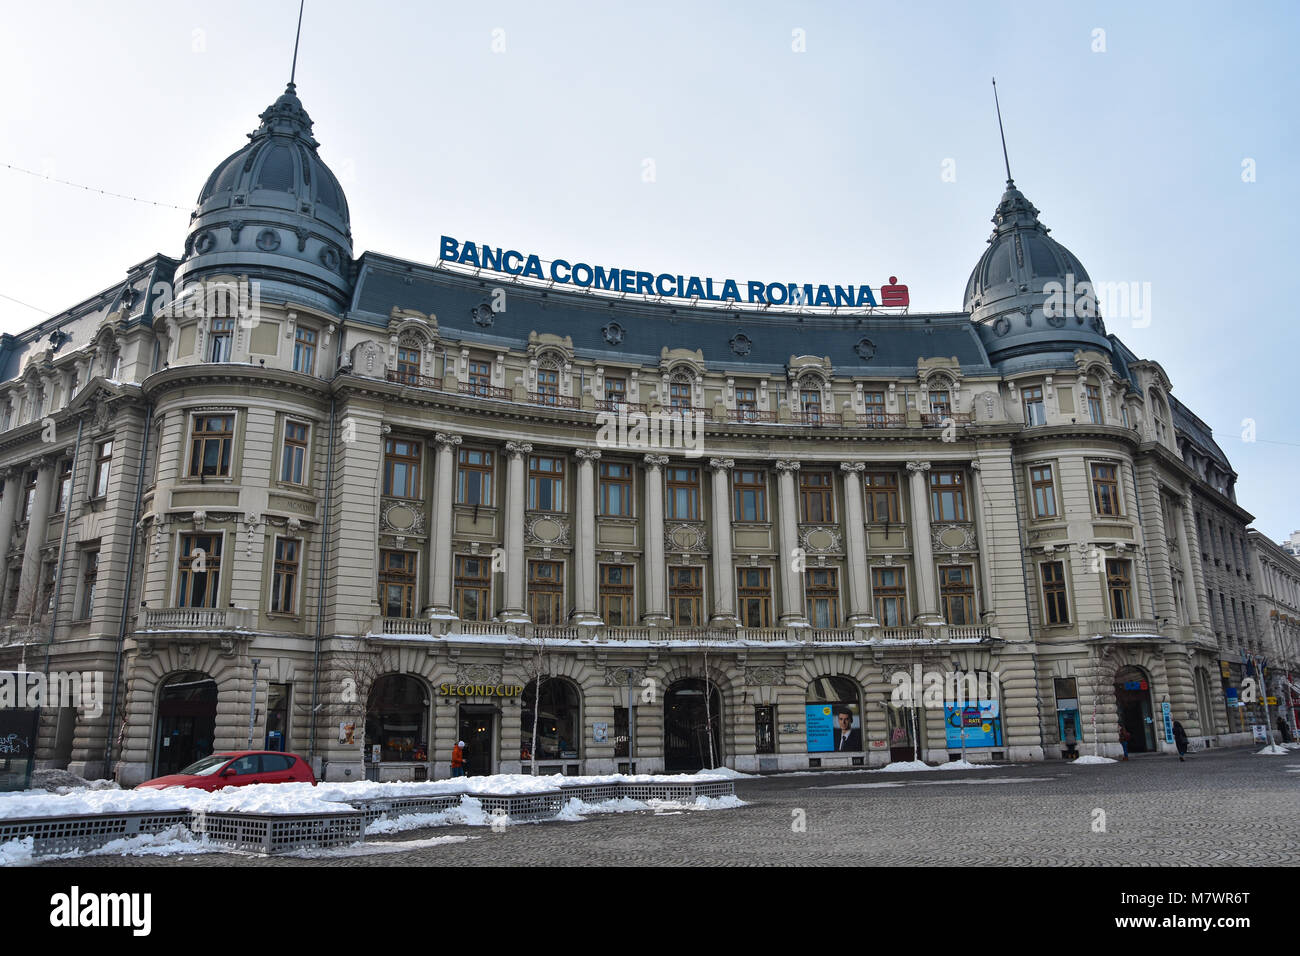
[557,794,746,820]
[874,759,997,773]
[1071,755,1117,764]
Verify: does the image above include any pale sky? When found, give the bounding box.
[1,1,1296,540]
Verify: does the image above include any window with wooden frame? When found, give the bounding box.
[805,567,839,628]
[669,379,692,411]
[599,461,632,516]
[864,472,900,522]
[293,326,317,375]
[929,390,952,417]
[863,390,886,425]
[378,549,417,618]
[939,565,975,626]
[668,566,703,626]
[382,438,421,499]
[454,555,491,621]
[270,537,301,614]
[604,376,627,406]
[394,345,420,384]
[55,458,72,514]
[929,469,967,521]
[1022,384,1046,426]
[23,471,36,521]
[456,448,494,505]
[177,532,223,608]
[799,388,822,421]
[527,560,563,625]
[666,466,700,520]
[872,567,907,627]
[800,470,834,523]
[280,421,310,485]
[737,567,772,627]
[208,317,234,363]
[599,564,634,625]
[80,550,99,620]
[1029,463,1058,519]
[1086,383,1103,424]
[188,413,234,478]
[1107,558,1134,620]
[1090,462,1121,516]
[528,455,565,511]
[93,440,113,498]
[735,386,758,420]
[732,469,768,522]
[536,367,560,404]
[467,359,492,394]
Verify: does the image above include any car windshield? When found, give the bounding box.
[177,754,234,776]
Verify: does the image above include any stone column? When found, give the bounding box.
[642,455,671,626]
[968,460,996,625]
[905,460,942,625]
[16,457,55,618]
[573,449,601,625]
[775,460,808,627]
[839,462,874,628]
[1177,497,1202,626]
[428,432,461,619]
[498,441,532,623]
[708,458,737,625]
[0,470,22,603]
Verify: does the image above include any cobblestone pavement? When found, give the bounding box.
[42,745,1299,866]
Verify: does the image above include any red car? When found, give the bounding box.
[136,751,317,790]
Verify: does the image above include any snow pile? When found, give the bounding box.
[0,837,33,867]
[287,835,473,858]
[556,793,746,821]
[0,786,192,820]
[1071,755,1117,764]
[1254,744,1289,756]
[874,759,996,773]
[936,760,987,771]
[30,769,118,793]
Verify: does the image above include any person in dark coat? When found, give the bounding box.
[1277,717,1292,744]
[1172,720,1189,761]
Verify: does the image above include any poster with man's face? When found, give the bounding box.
[806,702,863,752]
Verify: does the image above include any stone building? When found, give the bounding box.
[1247,530,1300,737]
[0,83,1258,785]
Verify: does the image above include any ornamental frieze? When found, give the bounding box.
[604,665,646,686]
[665,522,708,552]
[381,501,426,535]
[744,665,785,686]
[455,663,503,686]
[931,522,977,552]
[798,525,842,553]
[525,514,570,546]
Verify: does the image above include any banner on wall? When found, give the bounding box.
[806,703,863,753]
[943,699,1002,748]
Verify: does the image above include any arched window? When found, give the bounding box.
[1149,389,1170,443]
[365,674,429,763]
[521,678,581,761]
[805,675,862,753]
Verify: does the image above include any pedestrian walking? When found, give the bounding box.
[1172,720,1189,761]
[1118,725,1131,760]
[452,739,466,777]
[1063,721,1078,759]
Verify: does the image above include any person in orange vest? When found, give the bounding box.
[451,740,466,777]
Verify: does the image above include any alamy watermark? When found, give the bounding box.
[595,406,705,458]
[151,276,263,328]
[0,670,104,718]
[1043,273,1151,328]
[889,666,1001,709]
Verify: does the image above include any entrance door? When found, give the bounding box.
[887,705,920,763]
[458,707,495,776]
[664,679,721,772]
[154,673,217,776]
[1114,667,1156,753]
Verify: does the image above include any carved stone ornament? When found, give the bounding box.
[455,663,503,686]
[665,522,708,552]
[194,231,216,255]
[931,522,977,551]
[744,666,785,686]
[602,322,626,346]
[472,303,495,328]
[382,502,426,535]
[255,228,280,252]
[799,526,843,553]
[319,245,340,270]
[525,514,570,546]
[192,510,207,532]
[854,337,876,361]
[604,666,646,686]
[729,331,753,357]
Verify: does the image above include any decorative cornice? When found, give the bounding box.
[434,432,463,447]
[575,449,602,462]
[906,460,931,474]
[775,460,801,473]
[708,457,735,471]
[504,441,533,458]
[839,462,865,474]
[644,454,669,469]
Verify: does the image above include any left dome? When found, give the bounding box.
[176,83,354,308]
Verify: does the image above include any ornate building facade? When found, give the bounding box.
[0,84,1263,786]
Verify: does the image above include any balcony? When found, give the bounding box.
[727,407,778,424]
[141,607,251,630]
[385,370,443,390]
[921,413,973,427]
[529,391,582,410]
[1088,618,1163,638]
[595,398,648,414]
[458,382,513,401]
[858,412,907,429]
[791,410,843,427]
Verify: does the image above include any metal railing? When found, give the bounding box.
[528,391,582,410]
[595,398,648,413]
[385,370,443,390]
[921,412,973,427]
[791,410,843,427]
[458,382,513,401]
[728,407,778,424]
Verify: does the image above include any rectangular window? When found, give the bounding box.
[456,448,494,505]
[754,705,776,754]
[23,471,37,522]
[94,440,113,498]
[382,438,422,499]
[55,458,72,514]
[668,566,703,626]
[939,565,975,626]
[454,555,491,621]
[1040,561,1069,625]
[209,318,234,363]
[604,376,627,406]
[467,359,492,394]
[1091,462,1120,516]
[799,389,822,422]
[1030,464,1058,519]
[599,462,632,516]
[281,421,310,485]
[378,549,417,618]
[41,559,57,614]
[395,346,420,384]
[528,455,565,511]
[536,368,560,404]
[864,472,900,522]
[735,386,758,420]
[177,532,223,608]
[800,470,834,523]
[805,567,839,628]
[599,564,634,626]
[863,391,886,425]
[929,470,967,521]
[1086,384,1103,424]
[80,550,99,619]
[1023,385,1045,426]
[737,567,772,627]
[669,380,692,411]
[527,560,563,625]
[732,469,768,522]
[271,537,300,614]
[1107,559,1134,620]
[929,390,951,416]
[873,567,907,627]
[189,413,234,478]
[293,327,317,375]
[666,467,700,520]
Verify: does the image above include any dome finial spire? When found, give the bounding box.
[992,77,1013,186]
[288,0,305,91]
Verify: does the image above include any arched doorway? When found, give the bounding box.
[153,672,217,776]
[365,674,429,765]
[664,678,722,772]
[1114,666,1156,753]
[806,676,863,754]
[521,679,581,764]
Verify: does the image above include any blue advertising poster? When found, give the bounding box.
[1160,701,1174,743]
[805,704,835,752]
[944,700,1002,748]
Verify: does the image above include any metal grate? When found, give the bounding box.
[0,811,192,857]
[191,810,363,855]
